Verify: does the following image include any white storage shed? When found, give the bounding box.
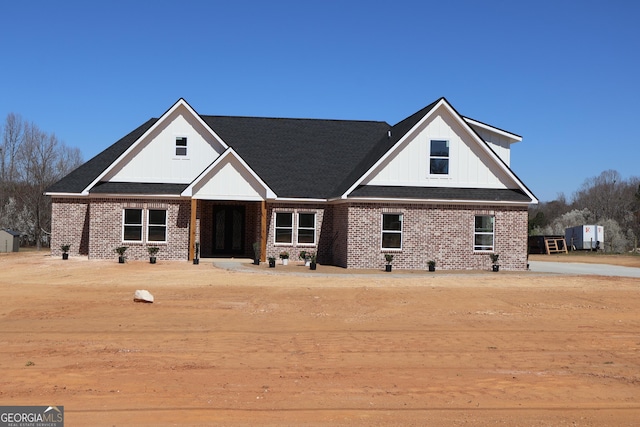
[0,229,21,253]
[565,225,604,251]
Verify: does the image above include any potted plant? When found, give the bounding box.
[490,253,500,272]
[268,256,276,268]
[309,252,317,270]
[384,254,394,272]
[252,242,261,265]
[60,244,70,260]
[193,242,200,265]
[279,251,289,265]
[114,246,127,263]
[427,260,436,272]
[148,246,159,264]
[299,250,310,267]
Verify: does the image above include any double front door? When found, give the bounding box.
[212,205,245,256]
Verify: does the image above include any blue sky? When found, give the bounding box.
[1,0,638,202]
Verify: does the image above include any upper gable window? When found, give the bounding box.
[430,140,449,175]
[175,137,188,156]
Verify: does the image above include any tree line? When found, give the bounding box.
[529,170,640,252]
[1,113,82,249]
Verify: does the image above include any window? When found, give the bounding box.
[175,137,187,156]
[430,139,449,175]
[382,213,403,249]
[148,209,167,242]
[275,212,293,244]
[123,209,143,241]
[474,215,494,251]
[297,213,316,244]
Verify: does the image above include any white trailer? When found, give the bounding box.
[565,225,604,251]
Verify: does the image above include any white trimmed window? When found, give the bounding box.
[474,215,495,251]
[123,209,143,242]
[297,213,316,244]
[430,139,449,175]
[275,212,293,244]
[175,137,188,156]
[381,213,403,249]
[147,209,167,242]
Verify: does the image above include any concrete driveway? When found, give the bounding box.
[529,261,640,278]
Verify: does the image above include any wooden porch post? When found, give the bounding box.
[189,198,198,261]
[260,200,267,262]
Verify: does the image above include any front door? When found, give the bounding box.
[212,205,245,256]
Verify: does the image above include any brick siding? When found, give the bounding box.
[51,198,528,270]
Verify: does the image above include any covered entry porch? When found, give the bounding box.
[188,199,267,261]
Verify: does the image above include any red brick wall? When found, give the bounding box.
[52,198,191,261]
[345,203,528,271]
[52,198,528,270]
[264,203,327,263]
[51,198,90,257]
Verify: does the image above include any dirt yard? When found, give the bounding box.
[1,252,639,426]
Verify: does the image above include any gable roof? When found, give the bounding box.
[46,119,157,194]
[199,116,389,199]
[46,98,537,204]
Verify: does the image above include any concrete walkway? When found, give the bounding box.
[211,258,640,279]
[528,261,640,278]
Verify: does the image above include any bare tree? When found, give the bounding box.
[4,119,83,248]
[1,113,25,182]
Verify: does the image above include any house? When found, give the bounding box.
[0,229,21,253]
[46,97,537,270]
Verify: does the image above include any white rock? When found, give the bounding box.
[134,289,154,303]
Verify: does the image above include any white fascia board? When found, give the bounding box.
[463,117,522,142]
[335,197,532,206]
[81,98,229,194]
[45,192,87,197]
[181,147,277,199]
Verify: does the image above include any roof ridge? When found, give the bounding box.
[200,114,388,125]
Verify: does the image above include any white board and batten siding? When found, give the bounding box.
[103,104,225,184]
[362,105,519,190]
[190,155,267,201]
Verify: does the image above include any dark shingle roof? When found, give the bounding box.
[200,116,390,199]
[47,99,535,204]
[90,182,189,195]
[349,186,532,202]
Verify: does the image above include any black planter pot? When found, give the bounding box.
[150,257,156,264]
[268,260,276,268]
[492,265,500,272]
[193,258,200,265]
[62,253,69,260]
[310,262,317,270]
[118,256,125,264]
[385,265,392,272]
[428,265,435,272]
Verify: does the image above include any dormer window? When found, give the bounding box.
[175,137,188,156]
[430,140,449,174]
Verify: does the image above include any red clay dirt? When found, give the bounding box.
[1,251,639,426]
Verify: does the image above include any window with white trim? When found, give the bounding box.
[147,209,167,242]
[429,139,449,175]
[123,209,143,242]
[275,212,293,244]
[175,137,187,156]
[381,213,403,249]
[297,213,316,244]
[474,215,494,251]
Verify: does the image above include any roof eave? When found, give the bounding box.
[342,196,534,206]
